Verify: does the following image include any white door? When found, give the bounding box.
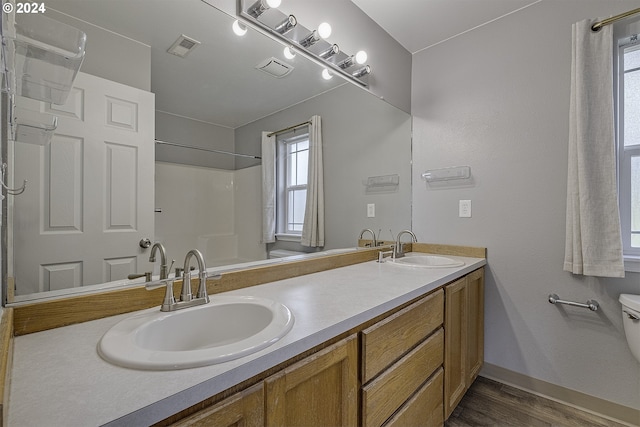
[12,72,155,295]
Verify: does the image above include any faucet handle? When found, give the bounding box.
[128,272,152,281]
[145,278,176,312]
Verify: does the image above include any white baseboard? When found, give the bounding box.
[480,363,640,427]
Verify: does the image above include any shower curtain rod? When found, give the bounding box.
[266,120,311,138]
[591,7,640,32]
[155,139,261,160]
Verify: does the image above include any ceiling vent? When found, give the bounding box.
[255,57,294,78]
[167,34,201,58]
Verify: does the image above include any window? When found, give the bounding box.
[617,38,640,262]
[276,132,309,236]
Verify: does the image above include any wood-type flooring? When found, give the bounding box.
[445,377,629,427]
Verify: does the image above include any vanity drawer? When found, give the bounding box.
[361,289,444,383]
[362,327,444,427]
[384,367,444,427]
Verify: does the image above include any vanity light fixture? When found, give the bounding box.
[299,22,332,48]
[275,15,297,35]
[299,30,321,48]
[283,46,296,59]
[232,20,248,36]
[317,22,332,39]
[355,50,368,64]
[248,0,281,18]
[337,55,355,69]
[318,44,339,59]
[352,65,371,78]
[238,0,370,87]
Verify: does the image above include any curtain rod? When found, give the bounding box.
[155,139,261,160]
[591,7,640,32]
[266,120,311,138]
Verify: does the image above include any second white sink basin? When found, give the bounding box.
[390,254,465,268]
[98,295,294,370]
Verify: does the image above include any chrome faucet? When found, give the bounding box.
[145,249,213,312]
[149,242,169,280]
[359,228,377,247]
[182,249,209,302]
[394,230,417,258]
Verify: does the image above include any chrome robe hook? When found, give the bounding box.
[1,163,27,195]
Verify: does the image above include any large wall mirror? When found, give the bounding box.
[3,0,412,304]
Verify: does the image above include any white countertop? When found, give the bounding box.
[9,254,485,427]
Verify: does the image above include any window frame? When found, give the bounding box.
[275,131,310,238]
[616,36,640,272]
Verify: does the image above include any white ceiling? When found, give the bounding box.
[351,0,541,54]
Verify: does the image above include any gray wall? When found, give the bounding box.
[411,0,640,411]
[205,0,412,114]
[235,83,411,252]
[155,112,235,170]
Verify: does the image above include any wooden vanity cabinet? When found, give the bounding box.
[265,335,359,426]
[444,267,484,419]
[361,289,445,427]
[172,383,264,427]
[168,267,484,427]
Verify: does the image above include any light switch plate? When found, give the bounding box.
[367,203,375,218]
[459,200,471,218]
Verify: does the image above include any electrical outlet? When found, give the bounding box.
[367,203,375,218]
[459,200,471,218]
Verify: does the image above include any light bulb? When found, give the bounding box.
[284,46,296,59]
[355,50,367,64]
[322,69,333,80]
[317,22,332,39]
[266,0,281,7]
[232,20,247,36]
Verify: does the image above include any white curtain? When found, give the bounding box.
[564,19,625,278]
[261,131,276,243]
[301,115,325,247]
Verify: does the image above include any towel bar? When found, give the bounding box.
[548,294,599,311]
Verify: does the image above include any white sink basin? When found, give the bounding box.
[98,295,294,370]
[390,254,465,268]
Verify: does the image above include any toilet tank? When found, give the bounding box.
[619,294,640,363]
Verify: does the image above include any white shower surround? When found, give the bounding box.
[154,162,266,268]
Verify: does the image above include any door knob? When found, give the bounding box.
[139,238,151,248]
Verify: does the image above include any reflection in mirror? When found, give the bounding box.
[3,0,411,304]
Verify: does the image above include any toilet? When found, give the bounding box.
[619,294,640,363]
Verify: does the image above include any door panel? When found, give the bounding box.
[13,72,154,295]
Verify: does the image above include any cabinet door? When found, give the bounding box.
[265,335,358,427]
[172,383,263,427]
[466,268,484,385]
[444,277,468,419]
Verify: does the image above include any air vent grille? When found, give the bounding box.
[167,34,201,58]
[255,57,294,78]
